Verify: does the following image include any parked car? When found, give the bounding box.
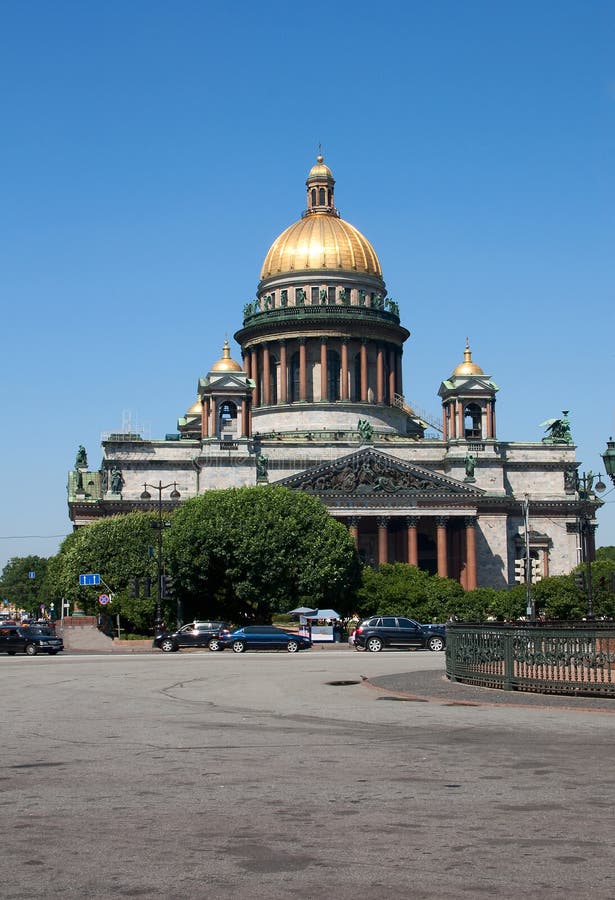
[0,625,64,656]
[353,616,446,652]
[154,621,231,652]
[219,625,312,653]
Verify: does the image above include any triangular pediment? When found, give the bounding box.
[199,372,251,394]
[275,447,484,497]
[439,375,498,397]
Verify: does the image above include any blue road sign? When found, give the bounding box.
[79,574,101,586]
[28,571,36,579]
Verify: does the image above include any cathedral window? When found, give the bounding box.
[311,286,319,305]
[328,286,336,304]
[464,403,482,439]
[311,188,316,207]
[290,352,300,402]
[327,350,341,401]
[319,187,326,205]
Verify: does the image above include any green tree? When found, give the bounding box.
[46,513,162,632]
[0,555,52,615]
[356,563,464,622]
[165,486,361,623]
[596,546,615,562]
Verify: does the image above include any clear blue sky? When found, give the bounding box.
[1,0,614,573]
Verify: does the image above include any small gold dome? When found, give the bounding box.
[307,155,333,181]
[186,399,202,416]
[452,340,484,376]
[211,339,242,372]
[261,214,382,279]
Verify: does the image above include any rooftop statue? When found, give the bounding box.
[357,419,374,442]
[540,411,573,445]
[75,445,88,469]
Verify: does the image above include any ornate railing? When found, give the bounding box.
[241,305,401,328]
[446,622,615,696]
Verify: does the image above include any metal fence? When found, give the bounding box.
[446,622,615,696]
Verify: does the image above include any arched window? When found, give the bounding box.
[311,188,316,207]
[319,187,326,205]
[290,352,300,402]
[219,401,237,435]
[269,354,278,405]
[327,349,340,401]
[353,352,361,402]
[464,403,482,439]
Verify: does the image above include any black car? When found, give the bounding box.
[0,625,64,656]
[353,616,446,652]
[154,621,231,652]
[219,625,312,653]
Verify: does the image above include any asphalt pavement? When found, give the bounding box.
[2,648,614,899]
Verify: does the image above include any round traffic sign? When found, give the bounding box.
[98,594,111,606]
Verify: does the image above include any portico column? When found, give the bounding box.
[279,340,287,404]
[243,352,251,380]
[347,516,359,547]
[360,341,368,402]
[436,516,448,578]
[262,343,270,406]
[376,346,384,403]
[251,348,259,407]
[240,398,248,438]
[210,398,217,438]
[442,405,448,441]
[201,399,209,439]
[464,516,477,590]
[457,400,464,439]
[405,516,419,566]
[377,516,389,566]
[341,339,349,400]
[299,338,307,401]
[320,338,328,402]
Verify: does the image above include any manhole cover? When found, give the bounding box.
[327,680,362,686]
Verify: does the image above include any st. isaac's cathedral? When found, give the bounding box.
[68,156,598,589]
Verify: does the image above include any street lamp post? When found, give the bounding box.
[576,470,606,620]
[602,438,615,487]
[140,481,180,632]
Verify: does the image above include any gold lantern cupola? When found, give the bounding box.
[452,339,485,376]
[305,153,336,215]
[210,339,242,373]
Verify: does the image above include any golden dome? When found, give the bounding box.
[260,155,383,280]
[186,399,202,416]
[260,214,382,279]
[452,340,484,376]
[307,155,333,181]
[211,339,242,373]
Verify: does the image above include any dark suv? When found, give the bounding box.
[0,625,64,656]
[154,621,231,652]
[353,616,446,652]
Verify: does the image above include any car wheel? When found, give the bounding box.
[25,643,37,656]
[160,639,177,653]
[287,640,299,653]
[366,636,383,652]
[208,638,221,651]
[232,640,246,653]
[427,635,445,652]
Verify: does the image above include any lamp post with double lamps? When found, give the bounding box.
[576,470,606,620]
[140,481,180,633]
